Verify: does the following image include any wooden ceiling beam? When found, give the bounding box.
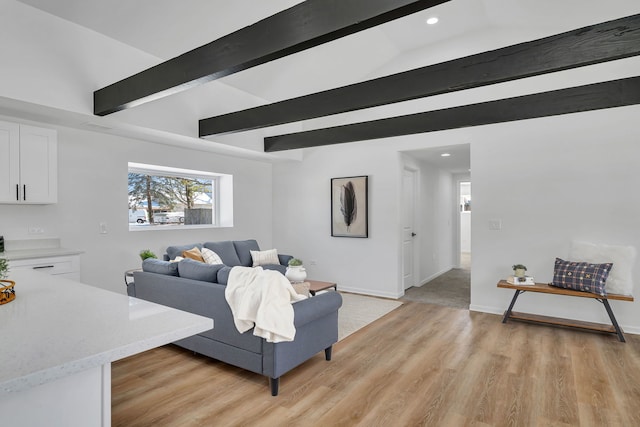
[200,14,640,137]
[93,0,450,116]
[263,76,640,151]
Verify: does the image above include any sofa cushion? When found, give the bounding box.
[201,247,224,265]
[233,240,261,267]
[217,266,233,285]
[204,241,241,266]
[142,258,179,276]
[551,257,613,296]
[182,246,204,262]
[251,248,279,267]
[166,243,203,260]
[178,258,224,282]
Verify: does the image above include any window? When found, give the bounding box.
[128,162,233,230]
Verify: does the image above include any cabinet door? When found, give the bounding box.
[0,121,20,203]
[19,125,58,203]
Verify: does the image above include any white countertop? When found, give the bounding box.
[0,270,213,395]
[1,247,83,260]
[1,237,83,260]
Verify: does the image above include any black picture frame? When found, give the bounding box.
[331,175,368,238]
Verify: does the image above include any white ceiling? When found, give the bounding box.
[9,0,640,170]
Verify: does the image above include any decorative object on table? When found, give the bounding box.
[512,264,527,278]
[139,249,157,261]
[0,258,15,305]
[0,235,4,253]
[331,175,368,238]
[506,275,535,285]
[285,258,307,283]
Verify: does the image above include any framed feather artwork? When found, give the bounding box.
[331,175,368,238]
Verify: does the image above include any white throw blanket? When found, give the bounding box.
[225,266,307,343]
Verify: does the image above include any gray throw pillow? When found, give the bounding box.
[233,239,260,267]
[203,241,241,266]
[142,259,179,276]
[178,258,223,282]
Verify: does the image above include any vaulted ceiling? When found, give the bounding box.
[8,0,640,168]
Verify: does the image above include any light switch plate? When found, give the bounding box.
[489,219,502,230]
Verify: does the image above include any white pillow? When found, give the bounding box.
[251,248,279,267]
[201,247,224,265]
[570,241,636,296]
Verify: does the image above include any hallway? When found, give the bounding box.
[401,252,470,309]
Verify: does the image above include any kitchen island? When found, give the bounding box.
[0,269,213,427]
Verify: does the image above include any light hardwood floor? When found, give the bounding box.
[112,302,640,426]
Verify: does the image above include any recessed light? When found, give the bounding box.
[426,16,439,25]
[441,153,451,157]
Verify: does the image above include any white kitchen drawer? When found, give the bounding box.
[10,255,80,276]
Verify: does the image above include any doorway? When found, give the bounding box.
[459,181,471,270]
[400,144,471,308]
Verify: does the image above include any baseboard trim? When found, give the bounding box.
[338,286,401,300]
[417,266,455,287]
[469,304,503,315]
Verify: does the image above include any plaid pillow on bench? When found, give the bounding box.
[551,257,613,296]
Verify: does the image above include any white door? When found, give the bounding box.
[402,168,417,290]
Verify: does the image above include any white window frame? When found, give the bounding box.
[128,162,233,231]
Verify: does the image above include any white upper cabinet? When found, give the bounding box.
[0,121,57,204]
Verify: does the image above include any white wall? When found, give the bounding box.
[0,120,273,294]
[416,160,455,284]
[272,136,466,298]
[469,105,640,333]
[272,104,640,332]
[460,212,471,253]
[272,142,404,298]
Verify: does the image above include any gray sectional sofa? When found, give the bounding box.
[127,239,342,396]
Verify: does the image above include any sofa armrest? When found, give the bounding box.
[278,254,293,266]
[132,271,226,320]
[292,291,342,328]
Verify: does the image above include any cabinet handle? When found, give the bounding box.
[23,184,26,201]
[16,184,19,201]
[33,265,55,269]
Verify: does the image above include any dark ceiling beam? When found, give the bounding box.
[200,13,640,137]
[263,76,640,152]
[93,0,450,116]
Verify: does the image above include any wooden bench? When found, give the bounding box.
[497,280,634,342]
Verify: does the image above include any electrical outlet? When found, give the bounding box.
[99,222,108,234]
[28,226,44,235]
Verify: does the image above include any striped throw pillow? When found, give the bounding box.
[251,249,279,267]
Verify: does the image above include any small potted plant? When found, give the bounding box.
[512,264,527,278]
[286,258,307,283]
[288,258,303,267]
[139,249,157,261]
[0,258,9,281]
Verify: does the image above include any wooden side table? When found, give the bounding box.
[306,279,337,296]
